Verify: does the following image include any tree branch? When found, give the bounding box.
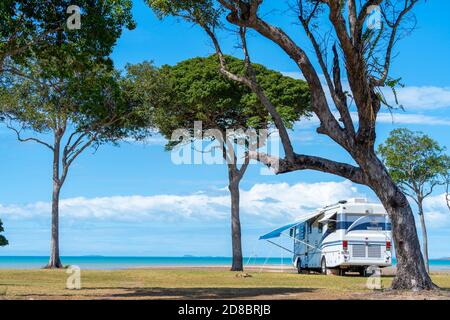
[60,134,96,185]
[297,3,355,138]
[355,0,383,40]
[446,178,450,211]
[373,0,418,86]
[249,151,368,185]
[347,0,358,41]
[236,152,250,181]
[220,1,351,150]
[5,122,54,151]
[326,0,356,63]
[200,23,296,162]
[238,27,296,162]
[332,44,355,136]
[423,181,441,199]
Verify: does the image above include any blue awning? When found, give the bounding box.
[259,223,297,240]
[259,211,324,240]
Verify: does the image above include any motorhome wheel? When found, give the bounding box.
[321,257,327,275]
[359,267,366,277]
[296,259,302,274]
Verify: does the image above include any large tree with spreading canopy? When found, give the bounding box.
[378,128,450,273]
[0,0,146,268]
[126,56,309,271]
[147,0,435,290]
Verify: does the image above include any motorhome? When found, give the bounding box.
[259,198,392,275]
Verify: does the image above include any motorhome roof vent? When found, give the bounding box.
[349,198,368,203]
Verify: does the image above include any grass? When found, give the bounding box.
[0,268,449,300]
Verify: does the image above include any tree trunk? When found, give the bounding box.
[362,153,435,290]
[417,201,429,274]
[446,181,450,211]
[229,180,243,272]
[46,138,63,269]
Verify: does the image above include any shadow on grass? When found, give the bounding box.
[16,287,318,299]
[108,287,318,299]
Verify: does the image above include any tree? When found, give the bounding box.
[147,0,436,290]
[1,61,149,268]
[445,166,450,211]
[126,56,310,271]
[0,0,47,69]
[0,1,146,268]
[378,129,450,273]
[447,178,450,211]
[1,0,135,73]
[0,219,8,247]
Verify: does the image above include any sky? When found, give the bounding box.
[0,1,449,259]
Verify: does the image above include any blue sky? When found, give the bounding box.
[0,1,449,259]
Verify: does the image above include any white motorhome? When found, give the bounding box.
[259,198,392,275]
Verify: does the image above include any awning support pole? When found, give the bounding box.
[266,240,294,254]
[281,233,320,251]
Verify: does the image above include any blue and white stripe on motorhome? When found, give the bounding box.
[319,240,387,250]
[320,222,391,243]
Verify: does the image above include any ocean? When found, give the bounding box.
[0,256,449,270]
[0,256,287,269]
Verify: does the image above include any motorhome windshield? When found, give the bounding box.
[344,214,390,232]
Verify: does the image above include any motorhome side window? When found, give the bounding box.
[328,220,336,232]
[298,224,305,240]
[290,227,297,238]
[318,223,323,233]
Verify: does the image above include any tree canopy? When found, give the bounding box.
[378,128,450,273]
[1,0,144,148]
[1,0,141,140]
[0,61,150,146]
[0,219,7,247]
[127,54,310,149]
[378,128,450,200]
[1,0,135,69]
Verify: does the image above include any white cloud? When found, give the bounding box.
[383,86,450,111]
[0,181,361,225]
[3,181,448,229]
[295,112,450,130]
[423,193,450,228]
[283,71,450,112]
[240,180,359,222]
[2,194,230,222]
[376,112,450,126]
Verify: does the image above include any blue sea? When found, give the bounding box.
[0,256,449,270]
[0,256,292,269]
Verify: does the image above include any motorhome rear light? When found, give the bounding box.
[343,240,348,251]
[386,241,391,251]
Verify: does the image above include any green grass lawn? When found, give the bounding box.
[0,268,449,300]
